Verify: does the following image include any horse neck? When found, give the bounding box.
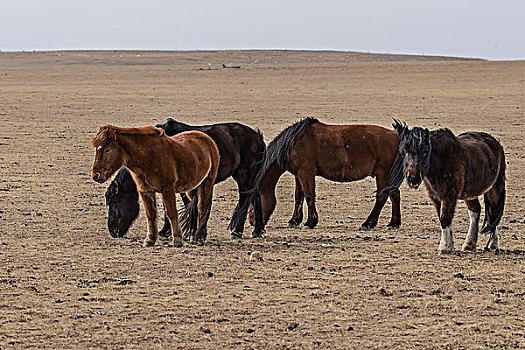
[426,134,459,180]
[116,133,163,170]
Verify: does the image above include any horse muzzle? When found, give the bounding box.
[92,172,105,183]
[406,169,422,189]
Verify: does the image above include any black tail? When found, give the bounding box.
[230,117,319,231]
[379,119,407,197]
[481,185,506,234]
[228,128,266,232]
[180,189,199,239]
[196,196,213,241]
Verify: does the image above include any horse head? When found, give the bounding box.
[91,125,127,183]
[395,122,431,189]
[156,118,190,136]
[105,168,140,238]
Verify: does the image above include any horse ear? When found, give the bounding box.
[105,125,117,141]
[392,118,408,141]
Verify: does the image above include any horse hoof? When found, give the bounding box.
[461,243,476,252]
[359,225,370,231]
[143,242,154,248]
[288,222,299,228]
[230,231,243,239]
[438,248,453,255]
[173,243,183,248]
[251,230,265,239]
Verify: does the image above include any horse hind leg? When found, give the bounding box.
[288,176,304,227]
[461,199,481,252]
[162,187,183,247]
[228,175,252,239]
[482,182,505,252]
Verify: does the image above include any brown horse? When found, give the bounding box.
[91,125,220,247]
[246,117,401,232]
[381,120,506,254]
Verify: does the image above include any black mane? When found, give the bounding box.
[261,117,318,174]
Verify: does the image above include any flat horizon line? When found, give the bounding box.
[0,48,499,60]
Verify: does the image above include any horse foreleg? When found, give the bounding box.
[162,188,183,247]
[288,176,304,227]
[461,199,481,252]
[388,189,401,228]
[251,190,265,238]
[140,192,158,247]
[298,174,318,229]
[361,175,389,230]
[438,198,457,254]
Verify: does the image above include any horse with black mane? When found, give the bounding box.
[92,125,220,247]
[237,117,402,233]
[105,118,266,239]
[381,120,506,254]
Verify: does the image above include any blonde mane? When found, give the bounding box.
[91,125,164,148]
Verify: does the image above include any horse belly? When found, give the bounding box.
[316,152,373,182]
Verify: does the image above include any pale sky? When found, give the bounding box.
[1,0,524,60]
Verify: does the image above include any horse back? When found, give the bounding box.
[288,123,398,181]
[455,131,505,196]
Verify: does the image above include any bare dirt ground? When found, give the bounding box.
[1,50,524,349]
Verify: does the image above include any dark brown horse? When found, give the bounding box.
[243,117,402,232]
[381,120,506,254]
[91,125,220,247]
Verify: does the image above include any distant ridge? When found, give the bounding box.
[0,49,484,68]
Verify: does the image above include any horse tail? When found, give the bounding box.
[481,152,506,234]
[230,118,318,231]
[180,188,199,239]
[228,127,266,232]
[379,119,407,197]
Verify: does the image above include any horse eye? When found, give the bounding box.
[105,149,110,153]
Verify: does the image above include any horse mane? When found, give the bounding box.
[263,117,318,170]
[91,125,164,148]
[432,127,455,138]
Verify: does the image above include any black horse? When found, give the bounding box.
[382,120,506,254]
[105,118,266,239]
[105,168,140,238]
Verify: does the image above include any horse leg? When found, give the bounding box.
[298,174,318,229]
[483,183,505,251]
[140,192,158,247]
[361,175,389,230]
[193,179,214,245]
[229,175,251,239]
[259,164,285,225]
[251,190,265,238]
[161,187,183,247]
[461,199,481,252]
[387,189,401,228]
[288,176,304,227]
[438,198,457,254]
